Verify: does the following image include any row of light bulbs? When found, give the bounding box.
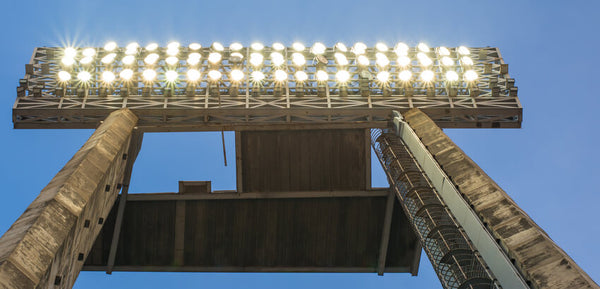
[58,41,475,69]
[56,68,478,84]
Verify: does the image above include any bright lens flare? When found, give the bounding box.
[120,69,134,80]
[61,57,75,66]
[274,70,288,82]
[188,43,202,50]
[251,42,264,51]
[397,56,411,67]
[357,55,369,66]
[271,52,285,66]
[458,46,470,55]
[208,53,222,64]
[292,53,306,66]
[295,71,308,82]
[376,71,390,83]
[77,71,92,82]
[334,53,348,65]
[230,69,244,82]
[292,42,305,51]
[249,53,263,66]
[144,53,159,65]
[464,70,478,81]
[272,42,285,51]
[394,43,409,56]
[352,42,367,55]
[441,57,454,66]
[165,70,178,82]
[336,70,350,83]
[102,71,115,83]
[64,47,77,58]
[187,69,201,82]
[122,55,135,65]
[146,43,159,51]
[461,56,474,66]
[212,42,224,51]
[421,70,435,82]
[166,56,179,66]
[398,70,412,81]
[82,48,96,57]
[445,71,459,82]
[335,42,348,52]
[230,42,243,51]
[58,71,71,82]
[251,71,265,82]
[375,42,388,52]
[80,56,94,65]
[104,41,117,51]
[101,53,116,64]
[417,43,430,52]
[316,70,328,82]
[142,69,157,81]
[311,42,326,55]
[376,53,389,67]
[438,47,451,56]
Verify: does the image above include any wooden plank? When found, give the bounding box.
[126,189,390,201]
[365,129,372,189]
[235,131,243,193]
[173,201,186,266]
[377,191,395,275]
[106,131,143,274]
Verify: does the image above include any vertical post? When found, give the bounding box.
[402,108,600,289]
[0,109,138,289]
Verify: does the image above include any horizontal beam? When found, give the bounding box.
[82,265,411,273]
[126,189,390,201]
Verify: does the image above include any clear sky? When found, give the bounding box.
[1,0,599,288]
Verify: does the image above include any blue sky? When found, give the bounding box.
[1,0,599,288]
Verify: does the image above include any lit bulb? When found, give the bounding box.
[418,43,430,52]
[82,48,96,57]
[64,47,77,58]
[375,42,388,52]
[464,70,478,81]
[311,42,326,55]
[398,70,412,81]
[189,43,202,50]
[212,42,224,51]
[458,46,470,55]
[445,71,459,82]
[208,70,222,81]
[80,56,93,65]
[144,53,159,65]
[166,47,179,56]
[441,56,454,66]
[394,43,409,56]
[142,69,157,81]
[357,55,369,66]
[187,69,201,82]
[101,53,116,64]
[125,42,139,54]
[421,70,434,82]
[208,52,221,64]
[102,71,115,83]
[166,56,179,66]
[376,53,389,67]
[334,53,348,65]
[167,42,180,50]
[187,53,201,65]
[120,69,134,80]
[249,53,263,66]
[230,52,244,62]
[336,70,350,82]
[271,52,285,66]
[292,53,306,66]
[230,69,244,82]
[397,56,411,67]
[417,52,432,66]
[57,71,71,81]
[272,42,285,51]
[335,42,347,52]
[316,70,328,81]
[142,69,156,81]
[104,42,117,52]
[352,42,367,55]
[251,42,264,51]
[292,42,305,51]
[146,43,159,51]
[251,71,265,81]
[438,46,450,56]
[61,57,75,66]
[274,70,288,82]
[122,55,135,65]
[230,42,243,51]
[295,71,308,82]
[165,70,178,82]
[461,56,473,66]
[77,71,91,82]
[376,71,390,82]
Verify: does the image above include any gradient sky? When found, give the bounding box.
[1,1,599,288]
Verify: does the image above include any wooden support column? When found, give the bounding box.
[376,191,395,275]
[173,201,186,266]
[403,108,599,289]
[0,109,138,289]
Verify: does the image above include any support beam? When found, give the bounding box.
[377,191,395,275]
[125,189,390,201]
[0,109,138,289]
[402,108,600,289]
[106,131,143,275]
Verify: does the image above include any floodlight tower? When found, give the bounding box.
[0,41,598,289]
